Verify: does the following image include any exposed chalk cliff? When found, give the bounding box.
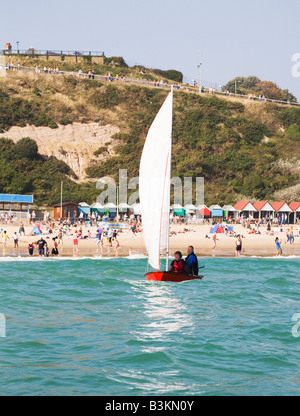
[0,122,120,182]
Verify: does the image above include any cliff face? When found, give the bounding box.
[0,123,120,182]
[0,69,299,205]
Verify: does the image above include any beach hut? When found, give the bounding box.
[272,202,293,224]
[52,201,78,221]
[78,202,90,219]
[131,203,142,216]
[118,203,131,219]
[209,205,224,222]
[184,204,196,222]
[222,205,237,221]
[104,203,117,219]
[234,201,257,220]
[171,204,185,216]
[118,203,131,210]
[196,204,210,218]
[90,202,105,216]
[184,204,196,212]
[253,201,275,221]
[289,202,300,224]
[210,224,224,234]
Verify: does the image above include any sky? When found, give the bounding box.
[1,0,300,99]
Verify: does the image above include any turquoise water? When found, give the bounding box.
[0,256,299,396]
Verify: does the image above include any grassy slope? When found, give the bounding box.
[0,70,299,206]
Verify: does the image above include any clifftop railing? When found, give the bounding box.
[1,49,105,57]
[2,63,300,107]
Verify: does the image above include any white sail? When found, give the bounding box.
[139,89,173,270]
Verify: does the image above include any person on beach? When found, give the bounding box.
[275,237,283,256]
[73,231,79,253]
[210,234,218,250]
[185,245,199,276]
[58,228,63,250]
[107,229,113,246]
[113,238,120,256]
[131,223,138,237]
[289,228,294,245]
[112,229,118,241]
[28,242,35,257]
[36,237,46,256]
[13,232,18,249]
[2,231,9,248]
[52,237,59,256]
[19,222,25,236]
[96,227,103,250]
[286,229,290,244]
[235,235,242,257]
[168,251,190,274]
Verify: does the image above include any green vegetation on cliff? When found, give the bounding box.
[224,75,298,103]
[0,70,299,206]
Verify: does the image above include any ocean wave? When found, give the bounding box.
[124,254,148,260]
[0,255,148,262]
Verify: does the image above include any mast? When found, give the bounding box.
[166,86,173,271]
[116,186,119,221]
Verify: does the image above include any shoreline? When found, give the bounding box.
[0,253,299,259]
[1,222,299,260]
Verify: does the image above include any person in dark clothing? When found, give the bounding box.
[185,246,199,276]
[52,237,59,256]
[36,237,46,256]
[28,242,35,257]
[168,251,190,274]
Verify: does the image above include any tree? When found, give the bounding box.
[223,76,261,93]
[14,137,38,160]
[254,81,285,101]
[282,89,298,103]
[152,68,183,83]
[164,70,183,83]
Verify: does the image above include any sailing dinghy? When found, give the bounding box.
[139,88,203,283]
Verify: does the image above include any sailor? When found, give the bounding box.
[168,251,190,274]
[185,245,199,276]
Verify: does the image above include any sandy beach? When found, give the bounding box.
[0,222,299,258]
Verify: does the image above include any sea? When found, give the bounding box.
[0,255,299,396]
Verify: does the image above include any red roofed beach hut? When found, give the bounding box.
[234,201,257,220]
[289,201,300,224]
[253,201,275,221]
[199,205,211,216]
[272,201,293,224]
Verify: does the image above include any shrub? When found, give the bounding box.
[14,137,38,160]
[94,146,108,156]
[285,124,300,141]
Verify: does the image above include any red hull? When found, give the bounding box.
[145,271,203,283]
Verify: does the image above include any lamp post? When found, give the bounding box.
[16,41,19,67]
[197,52,202,93]
[235,80,241,94]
